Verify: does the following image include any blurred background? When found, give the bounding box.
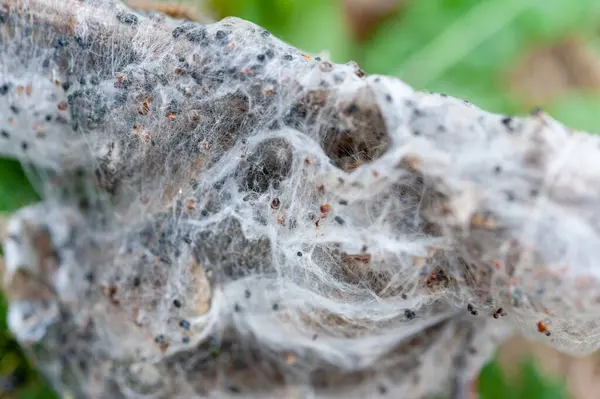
[3,0,600,397]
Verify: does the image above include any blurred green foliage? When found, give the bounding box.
[0,160,38,211]
[478,358,568,399]
[2,0,599,396]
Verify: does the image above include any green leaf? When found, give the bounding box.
[516,0,600,41]
[0,158,38,212]
[361,0,600,97]
[478,358,568,399]
[478,360,509,399]
[518,359,568,399]
[281,0,354,62]
[546,91,600,134]
[360,0,473,75]
[206,0,354,63]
